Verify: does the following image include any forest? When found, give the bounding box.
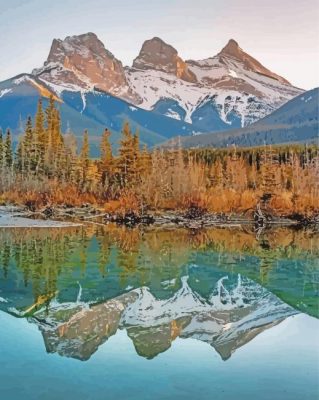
[0,97,318,218]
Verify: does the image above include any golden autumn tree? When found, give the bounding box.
[100,128,114,188]
[139,144,152,177]
[117,122,137,188]
[80,129,90,189]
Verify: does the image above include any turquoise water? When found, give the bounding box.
[0,225,318,399]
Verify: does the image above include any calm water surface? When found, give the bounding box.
[0,224,318,400]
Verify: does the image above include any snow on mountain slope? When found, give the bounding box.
[28,274,296,361]
[127,38,302,130]
[120,274,295,328]
[33,32,139,103]
[126,67,276,129]
[172,87,319,148]
[0,33,304,144]
[29,33,303,134]
[0,73,198,154]
[126,68,206,123]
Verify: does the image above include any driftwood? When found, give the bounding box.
[254,203,266,227]
[3,202,315,230]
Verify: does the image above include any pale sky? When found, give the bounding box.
[0,0,318,89]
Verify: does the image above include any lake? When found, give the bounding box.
[0,224,318,400]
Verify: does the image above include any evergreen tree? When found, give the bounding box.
[23,116,37,172]
[100,128,114,187]
[0,129,3,170]
[35,98,46,171]
[52,109,63,152]
[80,130,90,187]
[45,96,55,133]
[139,144,151,176]
[64,130,79,183]
[4,129,13,168]
[15,136,25,174]
[44,96,55,171]
[48,108,63,174]
[118,122,136,187]
[132,129,141,180]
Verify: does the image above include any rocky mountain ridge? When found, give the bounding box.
[31,33,303,130]
[167,87,319,148]
[32,32,138,102]
[31,275,297,361]
[0,32,307,150]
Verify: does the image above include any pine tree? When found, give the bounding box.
[44,96,55,172]
[132,129,141,182]
[4,129,13,168]
[35,98,46,172]
[0,129,3,170]
[45,96,55,133]
[64,130,79,183]
[100,128,113,186]
[51,109,64,174]
[22,116,37,173]
[15,136,25,174]
[52,109,63,151]
[139,144,151,176]
[80,130,90,187]
[118,122,136,187]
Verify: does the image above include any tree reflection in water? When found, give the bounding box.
[0,224,317,360]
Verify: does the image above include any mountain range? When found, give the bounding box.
[28,275,297,361]
[165,88,319,148]
[0,32,314,154]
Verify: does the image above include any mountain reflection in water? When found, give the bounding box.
[0,224,318,361]
[34,274,296,361]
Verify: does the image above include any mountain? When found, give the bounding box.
[30,275,297,361]
[132,36,197,83]
[216,39,289,84]
[0,74,197,154]
[166,88,319,148]
[0,33,303,151]
[32,32,138,103]
[128,37,302,130]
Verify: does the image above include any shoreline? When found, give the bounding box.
[1,204,318,229]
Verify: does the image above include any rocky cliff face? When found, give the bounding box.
[217,39,290,84]
[21,32,304,133]
[33,32,137,101]
[128,37,302,127]
[132,37,197,83]
[32,275,297,361]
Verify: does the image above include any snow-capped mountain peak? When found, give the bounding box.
[33,32,138,102]
[127,37,303,129]
[132,36,197,83]
[29,275,297,361]
[217,38,290,85]
[8,32,304,136]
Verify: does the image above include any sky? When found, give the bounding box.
[0,0,318,89]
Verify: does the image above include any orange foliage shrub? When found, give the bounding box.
[104,191,141,216]
[1,182,98,209]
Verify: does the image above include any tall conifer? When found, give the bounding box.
[80,130,90,187]
[4,129,13,168]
